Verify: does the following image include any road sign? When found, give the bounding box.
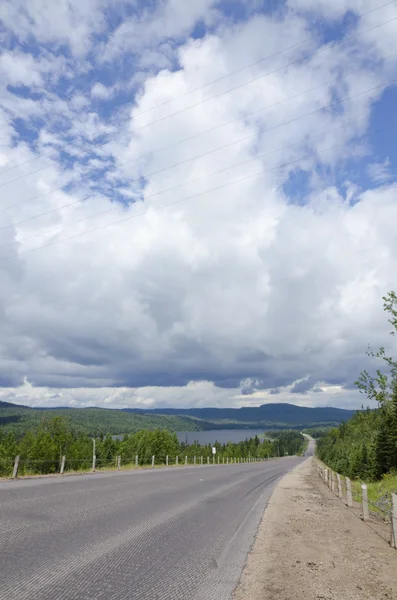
[212,447,216,455]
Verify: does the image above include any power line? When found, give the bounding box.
[0,9,395,190]
[2,119,387,252]
[1,76,395,235]
[0,0,392,179]
[6,49,397,213]
[3,136,396,265]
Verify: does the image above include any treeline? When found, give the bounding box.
[0,404,200,437]
[0,417,305,477]
[317,291,397,482]
[302,427,332,439]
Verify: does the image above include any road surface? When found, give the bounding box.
[0,457,303,600]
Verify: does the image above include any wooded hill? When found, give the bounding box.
[0,402,200,437]
[0,400,353,437]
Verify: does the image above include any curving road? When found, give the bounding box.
[0,457,304,600]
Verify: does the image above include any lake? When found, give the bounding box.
[176,429,268,445]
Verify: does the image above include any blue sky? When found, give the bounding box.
[0,0,396,410]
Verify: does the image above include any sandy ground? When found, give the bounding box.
[234,458,397,600]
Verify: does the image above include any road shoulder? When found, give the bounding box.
[233,458,397,600]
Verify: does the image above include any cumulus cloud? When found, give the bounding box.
[0,0,396,409]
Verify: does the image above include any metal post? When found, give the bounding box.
[337,473,342,498]
[176,455,179,465]
[361,484,369,521]
[346,477,353,507]
[391,493,397,549]
[12,455,20,479]
[201,456,203,465]
[207,456,209,465]
[194,456,196,465]
[152,455,155,468]
[218,456,220,464]
[92,439,96,472]
[117,455,121,470]
[222,457,224,464]
[135,455,138,467]
[185,456,188,465]
[166,455,168,466]
[60,455,66,475]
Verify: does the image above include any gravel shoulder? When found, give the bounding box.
[234,458,397,600]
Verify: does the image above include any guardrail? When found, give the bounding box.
[314,461,397,549]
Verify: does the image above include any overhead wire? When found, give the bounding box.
[3,134,397,265]
[0,75,396,236]
[2,118,391,253]
[5,49,397,213]
[0,0,393,178]
[0,7,396,190]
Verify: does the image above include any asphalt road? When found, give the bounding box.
[0,457,304,600]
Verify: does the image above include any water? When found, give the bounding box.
[176,429,267,446]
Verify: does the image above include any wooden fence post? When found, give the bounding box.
[346,477,353,507]
[12,455,20,479]
[60,455,66,475]
[361,484,369,521]
[185,456,188,465]
[336,473,342,498]
[324,468,328,486]
[152,455,155,468]
[391,493,397,549]
[176,456,179,465]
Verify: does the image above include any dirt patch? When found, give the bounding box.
[233,459,397,600]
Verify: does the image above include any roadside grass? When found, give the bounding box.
[315,456,396,520]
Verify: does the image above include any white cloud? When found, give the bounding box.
[0,378,366,410]
[0,1,396,410]
[91,82,114,100]
[368,158,392,183]
[100,0,221,64]
[0,0,106,56]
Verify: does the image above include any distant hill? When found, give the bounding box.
[0,400,22,409]
[0,403,200,437]
[0,400,355,438]
[122,403,355,429]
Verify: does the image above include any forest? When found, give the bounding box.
[0,417,305,477]
[0,402,200,436]
[317,291,397,482]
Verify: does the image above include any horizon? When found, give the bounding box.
[1,398,357,412]
[1,0,397,412]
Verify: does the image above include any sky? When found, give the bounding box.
[0,0,397,411]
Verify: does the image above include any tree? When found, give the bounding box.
[356,291,397,406]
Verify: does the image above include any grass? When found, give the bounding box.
[315,456,396,520]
